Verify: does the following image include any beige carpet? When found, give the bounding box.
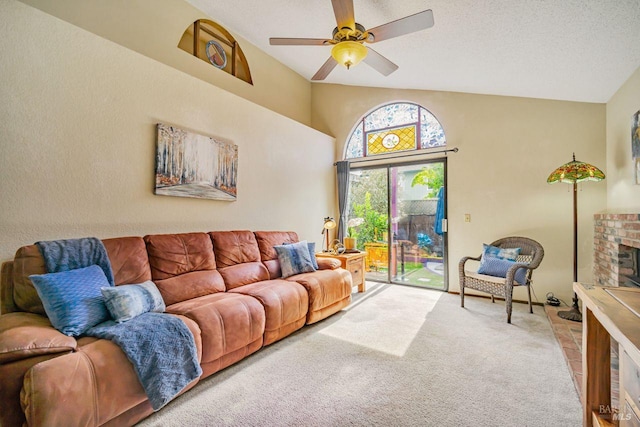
[138,283,581,426]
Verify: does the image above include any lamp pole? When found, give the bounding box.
[557,182,582,321]
[573,182,577,283]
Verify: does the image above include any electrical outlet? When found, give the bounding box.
[464,214,471,223]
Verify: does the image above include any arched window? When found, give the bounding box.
[344,102,446,159]
[178,19,253,85]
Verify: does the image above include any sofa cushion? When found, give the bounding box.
[216,262,270,290]
[152,270,225,307]
[145,233,216,279]
[254,231,299,279]
[103,237,151,286]
[144,233,224,305]
[274,241,316,278]
[166,293,265,367]
[0,312,76,364]
[210,231,269,289]
[208,230,262,268]
[228,279,308,345]
[101,281,166,323]
[29,265,113,337]
[287,269,353,324]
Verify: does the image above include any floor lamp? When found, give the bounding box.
[547,153,605,322]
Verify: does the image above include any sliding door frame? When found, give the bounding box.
[348,157,448,291]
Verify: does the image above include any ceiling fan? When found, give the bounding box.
[269,0,434,81]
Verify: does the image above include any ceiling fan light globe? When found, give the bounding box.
[331,41,367,69]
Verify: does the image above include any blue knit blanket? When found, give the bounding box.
[35,237,115,286]
[86,312,202,410]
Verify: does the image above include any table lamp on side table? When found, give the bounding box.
[322,217,336,252]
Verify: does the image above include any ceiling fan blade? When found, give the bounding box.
[331,0,355,30]
[312,57,338,81]
[367,10,434,43]
[363,47,399,76]
[269,38,329,46]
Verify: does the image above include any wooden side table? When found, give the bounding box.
[316,252,367,292]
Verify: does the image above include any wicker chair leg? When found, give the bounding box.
[491,295,495,303]
[460,283,465,307]
[506,285,514,323]
[527,285,533,314]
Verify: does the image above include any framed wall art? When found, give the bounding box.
[155,123,238,201]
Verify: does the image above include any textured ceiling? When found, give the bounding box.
[187,0,640,103]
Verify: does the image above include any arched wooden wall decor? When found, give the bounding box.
[179,19,253,85]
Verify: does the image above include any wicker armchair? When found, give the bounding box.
[459,237,544,323]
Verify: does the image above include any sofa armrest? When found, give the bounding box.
[317,258,341,270]
[0,312,76,364]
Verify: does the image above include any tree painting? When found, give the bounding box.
[155,123,237,201]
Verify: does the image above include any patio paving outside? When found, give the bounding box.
[365,261,445,289]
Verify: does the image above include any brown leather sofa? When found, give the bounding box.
[0,230,352,427]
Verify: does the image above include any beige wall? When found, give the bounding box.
[606,65,640,210]
[18,0,312,126]
[312,84,606,302]
[0,1,335,263]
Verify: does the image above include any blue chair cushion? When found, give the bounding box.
[478,256,527,285]
[29,265,113,336]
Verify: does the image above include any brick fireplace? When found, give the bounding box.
[594,213,640,287]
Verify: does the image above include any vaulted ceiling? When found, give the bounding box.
[187,0,640,103]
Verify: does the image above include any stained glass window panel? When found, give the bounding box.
[346,122,364,159]
[364,103,418,131]
[366,125,417,156]
[420,109,446,148]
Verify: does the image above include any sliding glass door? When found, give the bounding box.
[346,160,447,290]
[389,162,446,289]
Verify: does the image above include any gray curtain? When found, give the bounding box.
[336,161,350,241]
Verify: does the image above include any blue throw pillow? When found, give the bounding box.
[101,281,166,323]
[477,256,528,285]
[274,240,316,278]
[482,243,521,261]
[285,241,318,270]
[29,265,113,337]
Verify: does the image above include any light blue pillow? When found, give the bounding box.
[274,240,316,278]
[101,281,166,323]
[285,241,318,270]
[29,265,112,337]
[482,243,521,261]
[478,256,528,285]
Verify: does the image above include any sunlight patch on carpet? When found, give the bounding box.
[317,285,443,357]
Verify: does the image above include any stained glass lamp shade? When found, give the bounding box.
[547,153,605,322]
[547,153,605,184]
